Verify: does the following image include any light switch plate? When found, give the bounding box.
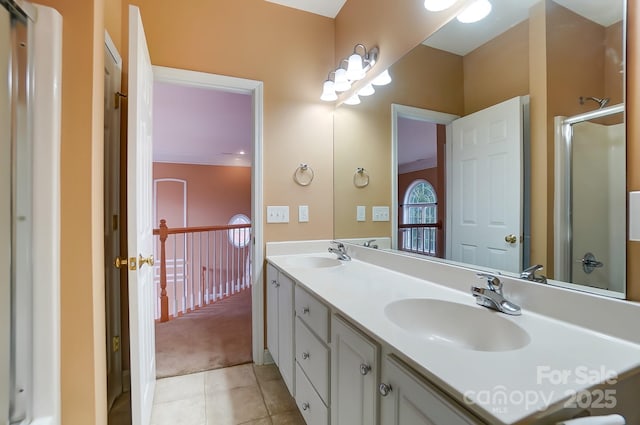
[372,206,390,222]
[298,205,309,223]
[267,206,289,223]
[357,205,366,222]
[630,192,640,241]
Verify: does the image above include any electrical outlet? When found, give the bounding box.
[267,206,290,223]
[357,205,366,222]
[299,205,309,222]
[372,206,390,222]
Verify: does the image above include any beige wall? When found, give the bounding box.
[34,0,108,424]
[128,0,335,242]
[153,163,251,228]
[463,20,530,115]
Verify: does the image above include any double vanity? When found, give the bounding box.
[265,240,640,425]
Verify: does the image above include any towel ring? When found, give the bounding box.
[294,163,314,186]
[353,167,369,188]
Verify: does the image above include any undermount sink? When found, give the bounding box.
[384,298,530,352]
[283,256,343,268]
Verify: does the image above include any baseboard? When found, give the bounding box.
[262,349,274,365]
[122,370,131,392]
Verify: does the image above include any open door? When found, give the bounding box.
[449,96,526,273]
[127,5,155,425]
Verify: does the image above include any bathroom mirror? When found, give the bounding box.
[333,0,626,297]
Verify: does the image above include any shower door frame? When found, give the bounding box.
[554,103,626,298]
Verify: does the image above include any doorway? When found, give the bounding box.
[104,30,124,412]
[151,67,264,378]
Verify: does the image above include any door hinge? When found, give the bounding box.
[112,336,120,352]
[114,91,127,109]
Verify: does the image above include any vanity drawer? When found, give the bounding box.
[295,317,330,404]
[295,285,329,342]
[295,362,329,425]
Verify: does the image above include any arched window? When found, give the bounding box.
[228,214,251,248]
[402,180,437,255]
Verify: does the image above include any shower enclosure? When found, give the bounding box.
[554,104,626,296]
[2,1,62,423]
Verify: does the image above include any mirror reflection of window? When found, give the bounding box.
[402,180,437,255]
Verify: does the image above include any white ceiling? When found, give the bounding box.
[264,0,347,18]
[424,0,624,56]
[152,82,253,167]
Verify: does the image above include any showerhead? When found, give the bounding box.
[579,96,610,109]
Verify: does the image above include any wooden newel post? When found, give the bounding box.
[159,219,169,322]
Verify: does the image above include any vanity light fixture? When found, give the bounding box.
[334,67,351,92]
[321,44,380,102]
[320,79,338,102]
[371,69,392,86]
[423,0,456,12]
[358,83,375,97]
[456,0,492,23]
[344,94,361,105]
[346,44,379,81]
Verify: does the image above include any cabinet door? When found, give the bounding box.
[380,355,481,425]
[278,272,295,394]
[331,315,380,425]
[266,263,279,365]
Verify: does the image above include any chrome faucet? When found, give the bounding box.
[328,241,351,261]
[471,273,521,315]
[363,239,378,249]
[520,264,547,284]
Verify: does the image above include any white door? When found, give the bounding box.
[380,356,480,425]
[266,264,279,365]
[127,5,155,425]
[449,96,525,273]
[331,315,379,425]
[277,272,294,393]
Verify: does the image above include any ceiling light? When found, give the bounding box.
[423,0,456,12]
[358,83,375,97]
[344,94,361,105]
[320,80,338,101]
[371,69,392,86]
[457,0,492,23]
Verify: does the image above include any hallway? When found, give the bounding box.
[155,288,253,378]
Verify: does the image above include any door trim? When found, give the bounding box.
[151,66,265,364]
[391,104,458,250]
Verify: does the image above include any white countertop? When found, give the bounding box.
[266,245,640,425]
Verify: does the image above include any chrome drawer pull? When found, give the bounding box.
[360,363,371,375]
[301,352,310,360]
[379,383,392,396]
[302,306,310,314]
[271,279,279,287]
[302,402,310,411]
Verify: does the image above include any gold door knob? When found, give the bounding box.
[114,256,137,270]
[138,254,155,268]
[504,234,517,244]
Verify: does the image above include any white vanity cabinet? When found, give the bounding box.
[379,355,482,425]
[294,285,330,425]
[331,315,380,425]
[266,263,295,393]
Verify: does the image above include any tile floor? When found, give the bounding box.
[150,363,305,425]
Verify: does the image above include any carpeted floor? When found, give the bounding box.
[155,288,253,379]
